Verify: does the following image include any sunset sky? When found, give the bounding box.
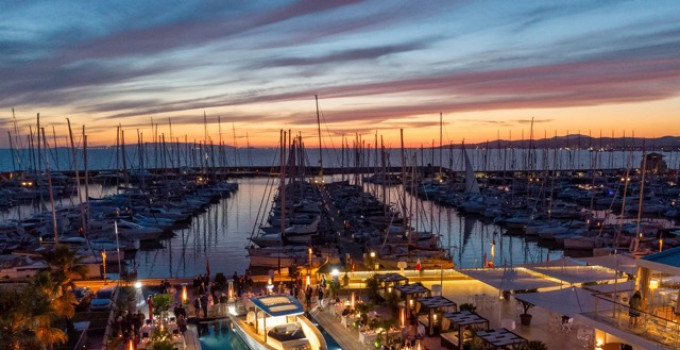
[2,0,680,148]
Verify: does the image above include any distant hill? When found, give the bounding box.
[464,135,680,150]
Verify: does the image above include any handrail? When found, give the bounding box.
[593,293,680,325]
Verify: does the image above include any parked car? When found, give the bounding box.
[89,285,118,311]
[72,286,93,311]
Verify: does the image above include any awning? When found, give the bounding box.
[458,267,561,291]
[514,287,614,317]
[525,265,618,284]
[376,272,409,284]
[578,254,638,276]
[638,246,680,275]
[582,280,635,294]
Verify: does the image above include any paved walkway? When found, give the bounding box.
[312,305,372,349]
[433,279,589,349]
[313,279,591,350]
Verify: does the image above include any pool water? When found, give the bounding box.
[198,318,342,350]
[197,320,248,350]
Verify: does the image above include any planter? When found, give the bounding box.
[519,313,532,326]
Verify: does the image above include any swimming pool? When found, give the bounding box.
[198,318,342,350]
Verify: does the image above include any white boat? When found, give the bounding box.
[251,232,312,247]
[230,294,327,350]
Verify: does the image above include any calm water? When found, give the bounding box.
[127,176,564,279]
[2,147,678,172]
[198,320,248,350]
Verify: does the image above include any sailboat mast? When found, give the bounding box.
[400,129,409,237]
[315,95,323,177]
[439,112,443,178]
[41,128,59,244]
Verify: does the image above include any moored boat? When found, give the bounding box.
[229,294,327,350]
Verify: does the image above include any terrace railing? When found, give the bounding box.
[583,294,680,349]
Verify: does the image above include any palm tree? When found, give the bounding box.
[42,244,88,295]
[40,245,88,341]
[0,284,67,350]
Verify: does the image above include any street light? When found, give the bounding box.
[114,221,122,286]
[101,250,107,285]
[307,247,313,285]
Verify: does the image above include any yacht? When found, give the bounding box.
[230,294,327,350]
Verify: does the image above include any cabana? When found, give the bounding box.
[475,328,527,349]
[395,283,431,316]
[417,296,457,336]
[440,311,489,350]
[375,273,409,298]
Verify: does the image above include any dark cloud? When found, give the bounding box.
[253,42,425,68]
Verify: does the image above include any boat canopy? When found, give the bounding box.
[250,294,305,317]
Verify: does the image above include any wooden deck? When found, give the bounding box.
[312,305,372,350]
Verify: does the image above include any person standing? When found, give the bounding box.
[629,290,642,327]
[146,295,154,323]
[317,285,324,308]
[201,293,209,318]
[305,285,313,307]
[193,297,201,318]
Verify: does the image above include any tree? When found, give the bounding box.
[329,279,342,299]
[42,245,88,295]
[41,245,88,336]
[0,284,68,350]
[152,294,172,319]
[365,276,380,302]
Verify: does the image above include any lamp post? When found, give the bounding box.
[370,251,377,272]
[114,220,122,286]
[307,247,313,285]
[440,264,444,291]
[101,250,107,285]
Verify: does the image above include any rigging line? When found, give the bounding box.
[318,107,344,166]
[249,146,281,239]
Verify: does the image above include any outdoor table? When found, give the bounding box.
[138,332,185,349]
[358,329,401,345]
[475,328,527,349]
[341,315,359,328]
[332,299,348,317]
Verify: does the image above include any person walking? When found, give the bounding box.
[629,290,642,327]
